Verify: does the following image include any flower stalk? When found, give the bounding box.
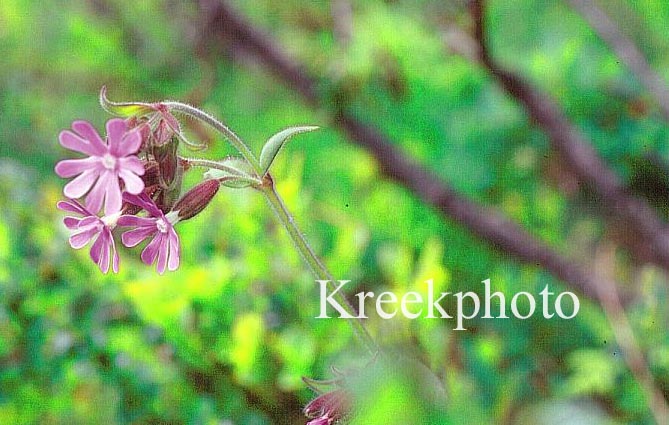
[62,91,379,355]
[261,178,378,354]
[167,100,379,354]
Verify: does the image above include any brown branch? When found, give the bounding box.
[195,0,630,303]
[471,0,669,272]
[567,0,669,121]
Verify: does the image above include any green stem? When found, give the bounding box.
[183,157,260,182]
[168,101,378,354]
[164,101,262,174]
[261,181,378,354]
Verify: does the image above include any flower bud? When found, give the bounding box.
[156,163,184,213]
[151,104,181,147]
[141,161,160,188]
[152,137,178,188]
[172,179,220,221]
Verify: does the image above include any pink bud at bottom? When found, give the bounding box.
[173,179,220,221]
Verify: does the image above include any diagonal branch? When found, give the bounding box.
[567,0,669,121]
[196,0,629,303]
[471,0,669,272]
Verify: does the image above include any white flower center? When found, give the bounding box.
[101,212,121,228]
[156,218,168,234]
[101,153,117,170]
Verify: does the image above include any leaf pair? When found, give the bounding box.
[205,126,319,188]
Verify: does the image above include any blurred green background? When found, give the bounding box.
[2,0,669,423]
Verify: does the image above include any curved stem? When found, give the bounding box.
[164,101,262,174]
[261,180,378,355]
[171,101,379,354]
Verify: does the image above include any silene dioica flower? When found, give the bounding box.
[55,89,222,274]
[56,88,371,425]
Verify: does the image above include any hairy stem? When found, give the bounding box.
[261,180,378,354]
[171,101,379,354]
[182,157,259,181]
[164,101,261,173]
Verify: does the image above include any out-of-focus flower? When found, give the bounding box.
[55,119,145,215]
[306,418,332,425]
[57,199,120,273]
[304,389,350,425]
[118,192,180,274]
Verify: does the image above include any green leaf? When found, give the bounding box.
[202,157,260,188]
[259,126,319,174]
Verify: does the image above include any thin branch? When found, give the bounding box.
[471,0,669,272]
[567,0,669,121]
[195,0,630,303]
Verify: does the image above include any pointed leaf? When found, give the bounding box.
[259,126,319,174]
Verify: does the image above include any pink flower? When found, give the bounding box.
[118,193,180,274]
[55,119,145,215]
[57,199,120,274]
[304,390,349,425]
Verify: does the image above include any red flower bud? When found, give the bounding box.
[152,138,178,188]
[172,179,220,221]
[141,161,160,188]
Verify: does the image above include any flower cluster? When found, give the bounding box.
[55,108,220,274]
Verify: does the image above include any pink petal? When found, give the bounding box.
[78,216,100,228]
[63,216,82,229]
[84,171,111,214]
[117,129,142,156]
[156,237,168,274]
[72,121,107,154]
[118,156,145,175]
[59,130,104,156]
[168,230,180,271]
[140,234,163,267]
[89,232,112,274]
[119,169,145,194]
[111,237,120,273]
[121,226,156,247]
[99,236,111,274]
[57,199,89,216]
[123,192,162,217]
[106,119,128,156]
[69,224,100,249]
[63,169,99,199]
[55,157,98,178]
[117,215,156,227]
[103,174,123,215]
